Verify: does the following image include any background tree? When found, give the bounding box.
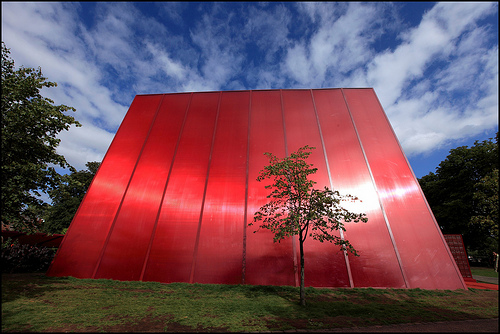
[418,134,498,260]
[468,168,498,259]
[43,161,100,234]
[250,145,368,306]
[1,42,81,231]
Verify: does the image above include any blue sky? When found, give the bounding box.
[1,2,498,179]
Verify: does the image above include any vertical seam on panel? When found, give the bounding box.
[281,90,299,287]
[370,89,467,289]
[242,90,252,284]
[92,95,165,279]
[310,90,354,288]
[139,93,193,281]
[341,88,409,288]
[189,91,222,284]
[280,90,289,157]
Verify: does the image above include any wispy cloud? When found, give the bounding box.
[286,2,385,87]
[367,2,498,154]
[1,2,497,173]
[2,2,129,169]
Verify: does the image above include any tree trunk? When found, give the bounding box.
[299,233,306,306]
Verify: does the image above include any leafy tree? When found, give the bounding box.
[418,134,498,257]
[43,162,100,234]
[250,145,368,306]
[468,168,498,257]
[1,42,81,231]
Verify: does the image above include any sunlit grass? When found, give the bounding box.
[470,267,499,278]
[2,273,498,332]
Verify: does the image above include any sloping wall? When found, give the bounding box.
[47,88,467,289]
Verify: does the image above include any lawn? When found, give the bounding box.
[470,266,499,278]
[2,273,498,332]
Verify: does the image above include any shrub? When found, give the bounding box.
[1,238,56,273]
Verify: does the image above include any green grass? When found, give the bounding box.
[470,267,499,278]
[2,273,498,332]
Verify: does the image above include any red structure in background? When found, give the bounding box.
[47,88,467,290]
[443,234,475,282]
[1,230,64,248]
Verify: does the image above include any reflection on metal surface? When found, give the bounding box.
[378,184,420,200]
[47,88,467,290]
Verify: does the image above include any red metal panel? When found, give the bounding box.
[343,88,466,290]
[313,89,407,288]
[93,93,191,281]
[141,92,220,283]
[245,90,296,286]
[1,231,64,248]
[46,88,467,290]
[47,95,162,278]
[192,91,250,284]
[443,234,474,279]
[281,90,350,287]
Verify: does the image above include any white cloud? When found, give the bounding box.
[367,19,452,107]
[189,10,245,90]
[1,2,129,170]
[56,122,115,170]
[157,2,188,27]
[295,2,340,25]
[244,4,291,61]
[284,2,498,157]
[364,2,498,156]
[145,42,188,81]
[285,43,312,85]
[285,2,385,87]
[1,1,497,173]
[371,2,495,104]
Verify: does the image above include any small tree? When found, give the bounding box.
[250,145,368,306]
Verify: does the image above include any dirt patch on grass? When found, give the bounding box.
[321,315,376,328]
[43,323,101,333]
[43,314,231,333]
[266,315,376,330]
[3,273,497,332]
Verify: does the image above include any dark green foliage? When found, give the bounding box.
[469,169,498,239]
[418,134,498,257]
[1,238,56,273]
[1,42,81,231]
[43,161,100,233]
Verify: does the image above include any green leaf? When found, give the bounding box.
[1,42,82,232]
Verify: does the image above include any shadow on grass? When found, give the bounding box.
[1,273,73,303]
[2,273,498,332]
[255,287,498,331]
